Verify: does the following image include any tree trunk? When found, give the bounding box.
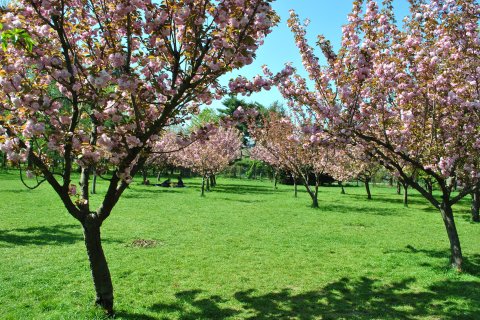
[471,189,480,222]
[206,176,210,192]
[311,195,319,208]
[201,176,206,197]
[273,171,278,190]
[439,202,463,270]
[83,218,114,315]
[403,183,408,207]
[293,177,298,198]
[303,182,318,208]
[365,179,372,200]
[396,181,401,195]
[141,168,148,185]
[1,152,6,169]
[91,170,97,195]
[425,179,433,195]
[339,182,345,194]
[210,175,216,187]
[389,176,393,187]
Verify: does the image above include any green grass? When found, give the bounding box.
[0,170,479,319]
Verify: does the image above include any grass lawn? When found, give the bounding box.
[0,170,479,319]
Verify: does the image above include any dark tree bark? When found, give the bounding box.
[440,202,463,270]
[1,152,6,169]
[403,182,408,207]
[201,176,206,197]
[311,194,319,208]
[141,167,148,185]
[303,174,320,208]
[425,178,433,195]
[302,178,318,208]
[471,189,480,222]
[82,216,114,316]
[91,169,97,195]
[365,178,372,200]
[293,176,298,198]
[389,176,393,187]
[396,181,401,195]
[206,176,210,192]
[156,171,161,183]
[210,175,216,187]
[339,181,345,194]
[273,171,278,190]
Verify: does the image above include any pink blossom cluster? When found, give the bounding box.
[254,0,480,191]
[150,126,243,178]
[0,0,276,189]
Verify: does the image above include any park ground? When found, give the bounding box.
[0,171,479,319]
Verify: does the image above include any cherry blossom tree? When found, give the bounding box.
[169,126,243,196]
[273,0,480,269]
[0,0,277,313]
[249,111,335,208]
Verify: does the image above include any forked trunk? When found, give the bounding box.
[83,217,114,315]
[365,179,372,200]
[439,202,463,270]
[304,183,318,208]
[403,183,408,207]
[471,189,480,222]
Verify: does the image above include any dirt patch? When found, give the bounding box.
[128,239,160,248]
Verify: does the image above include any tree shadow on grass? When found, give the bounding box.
[150,289,239,320]
[399,245,480,277]
[347,192,434,207]
[316,202,406,217]
[212,183,280,195]
[217,197,266,204]
[145,277,480,319]
[122,186,184,199]
[0,224,120,247]
[114,311,157,320]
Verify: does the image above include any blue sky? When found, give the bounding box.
[210,0,411,110]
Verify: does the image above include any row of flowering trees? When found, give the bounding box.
[149,126,243,196]
[248,110,382,207]
[1,0,478,315]
[234,0,480,270]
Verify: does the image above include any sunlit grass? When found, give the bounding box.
[0,170,479,319]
